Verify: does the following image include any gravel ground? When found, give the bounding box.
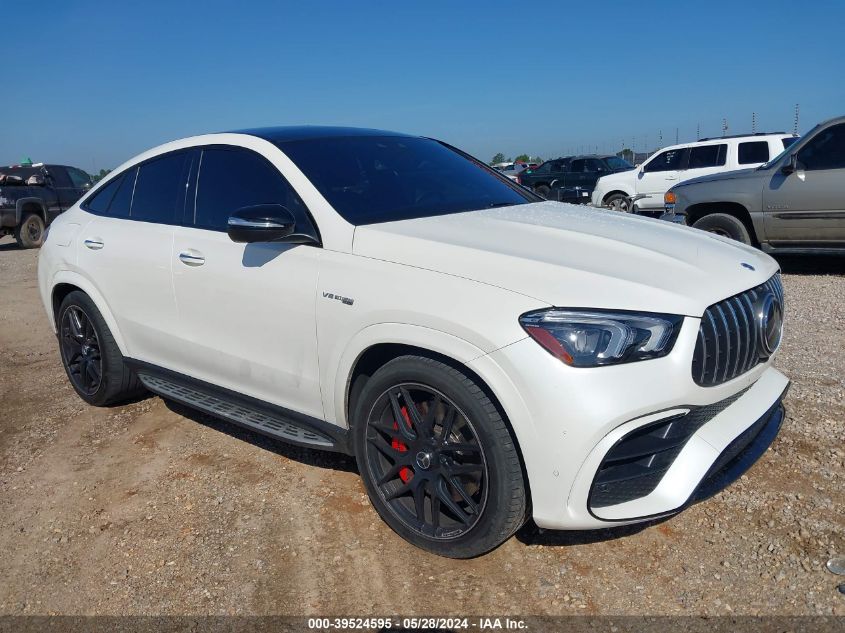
[0,235,843,616]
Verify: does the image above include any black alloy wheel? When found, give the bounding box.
[363,383,488,540]
[59,305,103,396]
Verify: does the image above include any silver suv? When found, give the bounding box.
[665,116,845,254]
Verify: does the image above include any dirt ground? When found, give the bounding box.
[0,235,843,616]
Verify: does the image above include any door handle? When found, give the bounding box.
[178,250,205,266]
[83,238,104,250]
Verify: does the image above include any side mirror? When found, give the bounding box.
[781,154,798,175]
[227,204,296,243]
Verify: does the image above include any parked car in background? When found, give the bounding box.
[0,163,93,247]
[517,155,632,199]
[493,162,529,181]
[591,133,799,213]
[39,126,788,558]
[664,116,845,253]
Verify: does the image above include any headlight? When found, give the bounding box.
[519,309,683,367]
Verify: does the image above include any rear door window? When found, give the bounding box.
[688,144,727,169]
[86,176,123,214]
[108,167,136,218]
[738,141,770,164]
[130,152,192,224]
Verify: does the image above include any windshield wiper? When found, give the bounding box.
[487,201,517,208]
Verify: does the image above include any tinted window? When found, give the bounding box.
[585,158,605,172]
[643,148,686,172]
[782,137,799,150]
[130,152,191,224]
[195,147,310,231]
[738,141,769,165]
[108,167,136,218]
[797,124,845,171]
[277,136,532,225]
[48,166,73,188]
[534,162,552,174]
[86,175,123,214]
[688,144,727,169]
[568,159,586,173]
[67,167,91,188]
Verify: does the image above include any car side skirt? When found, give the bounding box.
[125,359,353,455]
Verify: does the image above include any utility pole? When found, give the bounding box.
[752,112,757,134]
[675,128,679,144]
[722,118,729,136]
[696,124,700,140]
[793,103,800,135]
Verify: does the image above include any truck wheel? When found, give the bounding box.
[14,213,45,248]
[692,213,752,245]
[534,184,550,198]
[57,291,146,406]
[353,355,527,558]
[604,193,630,212]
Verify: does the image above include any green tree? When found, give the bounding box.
[92,168,112,183]
[490,152,506,165]
[514,154,530,163]
[530,156,543,164]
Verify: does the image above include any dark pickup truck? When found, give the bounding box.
[0,164,93,247]
[517,154,633,202]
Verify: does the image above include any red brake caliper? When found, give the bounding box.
[391,406,413,483]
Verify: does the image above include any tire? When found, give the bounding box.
[534,184,550,199]
[603,193,630,212]
[14,212,45,248]
[352,355,527,558]
[57,291,146,406]
[692,213,752,245]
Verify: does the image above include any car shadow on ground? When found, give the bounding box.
[0,242,22,252]
[515,516,666,547]
[775,254,845,275]
[161,398,358,474]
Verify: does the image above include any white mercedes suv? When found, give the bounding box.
[38,127,789,558]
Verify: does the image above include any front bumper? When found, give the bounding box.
[470,316,788,530]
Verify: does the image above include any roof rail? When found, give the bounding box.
[698,132,792,141]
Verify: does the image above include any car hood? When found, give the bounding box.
[675,167,761,188]
[352,201,779,316]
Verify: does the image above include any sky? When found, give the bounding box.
[2,0,844,172]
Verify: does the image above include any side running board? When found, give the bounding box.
[131,362,351,454]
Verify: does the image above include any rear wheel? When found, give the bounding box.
[692,213,752,245]
[353,356,526,558]
[57,291,146,406]
[604,193,630,212]
[534,184,550,199]
[14,213,45,248]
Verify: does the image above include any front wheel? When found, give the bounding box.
[353,356,527,558]
[603,193,630,212]
[692,213,752,245]
[14,213,45,248]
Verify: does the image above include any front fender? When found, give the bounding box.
[328,322,489,429]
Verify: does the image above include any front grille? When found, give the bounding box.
[692,273,784,387]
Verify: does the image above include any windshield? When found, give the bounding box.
[276,136,535,225]
[604,156,633,170]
